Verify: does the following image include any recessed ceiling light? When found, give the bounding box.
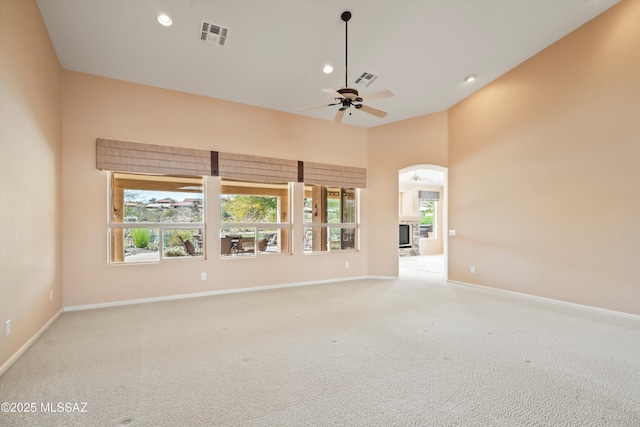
[323,65,334,74]
[158,14,172,26]
[464,74,476,83]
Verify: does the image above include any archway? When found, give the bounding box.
[398,164,448,279]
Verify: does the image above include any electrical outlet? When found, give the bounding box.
[50,290,53,302]
[345,261,350,268]
[470,265,476,273]
[5,320,10,336]
[201,272,207,281]
[449,230,456,236]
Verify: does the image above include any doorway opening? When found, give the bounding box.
[398,165,447,278]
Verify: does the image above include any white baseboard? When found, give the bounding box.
[0,308,64,377]
[447,280,640,321]
[367,275,398,280]
[64,275,376,312]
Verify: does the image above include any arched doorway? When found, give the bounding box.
[398,165,447,278]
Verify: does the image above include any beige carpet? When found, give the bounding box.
[1,268,639,426]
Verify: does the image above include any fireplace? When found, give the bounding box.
[399,224,411,248]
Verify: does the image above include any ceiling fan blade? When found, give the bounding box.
[333,109,346,123]
[363,89,394,100]
[297,102,340,112]
[321,88,345,99]
[359,104,388,118]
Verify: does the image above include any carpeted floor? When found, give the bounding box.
[1,261,639,426]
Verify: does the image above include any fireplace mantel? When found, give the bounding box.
[399,216,421,223]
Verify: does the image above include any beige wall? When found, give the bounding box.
[62,71,370,307]
[0,0,63,368]
[2,0,638,372]
[367,113,449,277]
[448,0,640,315]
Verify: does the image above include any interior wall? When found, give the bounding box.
[0,0,63,368]
[62,71,369,307]
[367,113,448,277]
[447,0,640,315]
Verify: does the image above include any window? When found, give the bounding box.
[419,199,436,238]
[109,173,205,264]
[220,180,290,257]
[303,185,357,253]
[419,190,440,239]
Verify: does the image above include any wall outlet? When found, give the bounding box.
[470,265,476,273]
[449,230,456,236]
[5,320,10,336]
[50,290,53,302]
[201,272,207,281]
[345,261,350,268]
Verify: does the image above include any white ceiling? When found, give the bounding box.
[36,0,618,128]
[399,169,445,187]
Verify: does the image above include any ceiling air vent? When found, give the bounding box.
[200,21,228,46]
[354,72,378,87]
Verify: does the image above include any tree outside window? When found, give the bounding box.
[220,181,290,257]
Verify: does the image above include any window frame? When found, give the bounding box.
[107,172,206,265]
[219,180,292,258]
[303,185,359,253]
[419,197,438,240]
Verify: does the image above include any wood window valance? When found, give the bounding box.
[303,162,367,188]
[96,138,211,176]
[96,139,366,188]
[217,152,299,184]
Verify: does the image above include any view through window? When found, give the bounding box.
[303,185,357,252]
[220,180,290,257]
[109,173,205,263]
[419,192,438,239]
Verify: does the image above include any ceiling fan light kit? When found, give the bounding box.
[298,11,394,123]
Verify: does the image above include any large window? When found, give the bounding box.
[419,199,436,238]
[109,173,205,264]
[220,180,290,257]
[418,190,440,239]
[303,185,357,253]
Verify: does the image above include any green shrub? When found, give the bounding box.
[420,215,433,225]
[131,228,151,248]
[164,246,187,257]
[165,230,194,247]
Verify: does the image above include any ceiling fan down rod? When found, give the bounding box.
[342,11,351,89]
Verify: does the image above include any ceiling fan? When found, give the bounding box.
[298,11,394,123]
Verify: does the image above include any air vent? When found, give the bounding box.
[354,72,378,87]
[200,21,228,46]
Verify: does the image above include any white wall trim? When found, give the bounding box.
[367,275,398,280]
[0,308,64,377]
[447,280,640,321]
[64,276,377,312]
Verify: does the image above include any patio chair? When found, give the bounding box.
[178,236,198,256]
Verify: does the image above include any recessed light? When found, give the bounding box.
[323,64,334,74]
[464,74,476,83]
[158,14,172,26]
